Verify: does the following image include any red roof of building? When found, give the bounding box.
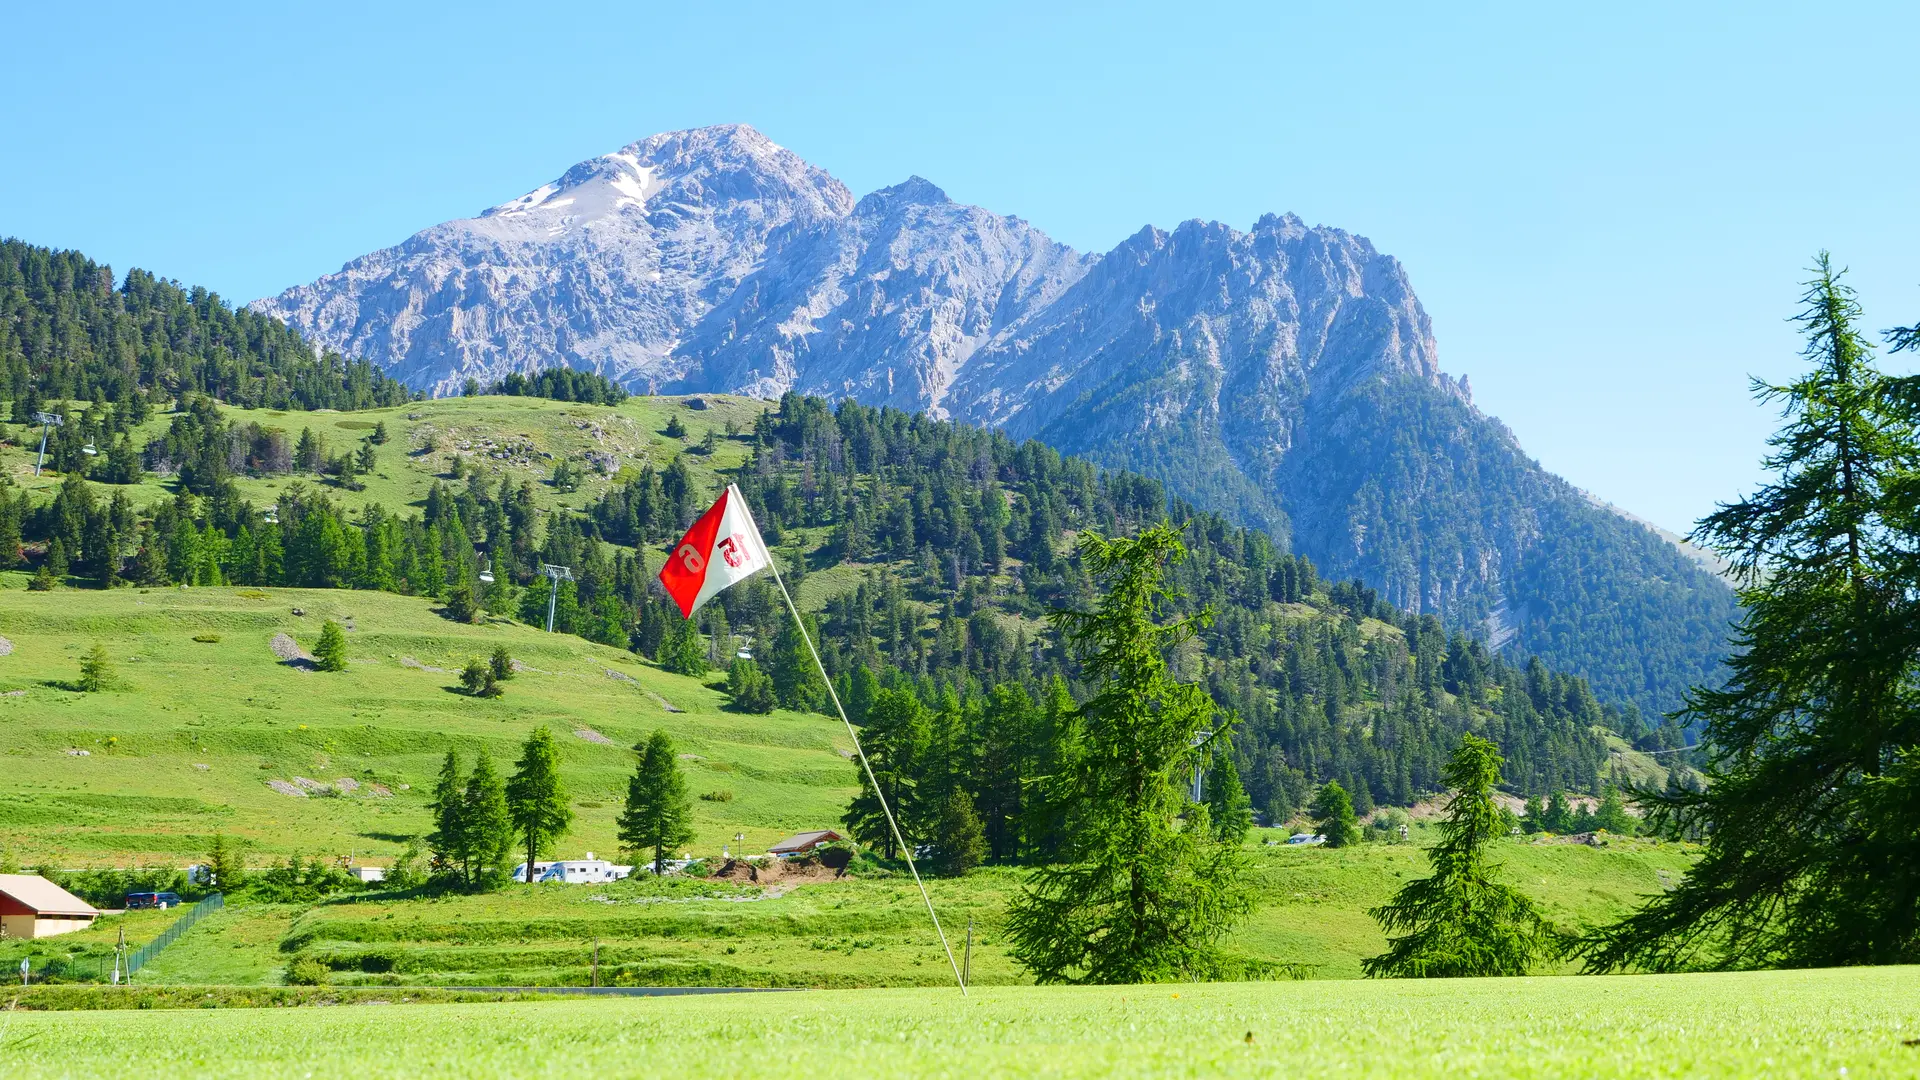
[0,874,99,917]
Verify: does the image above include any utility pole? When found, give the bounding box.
[541,564,573,632]
[1190,729,1213,803]
[592,937,600,988]
[30,411,62,477]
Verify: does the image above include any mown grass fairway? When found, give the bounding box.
[6,967,1918,1079]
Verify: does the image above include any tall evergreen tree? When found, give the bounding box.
[427,751,469,882]
[1580,256,1920,972]
[506,728,572,883]
[617,731,696,875]
[462,751,514,889]
[1204,741,1254,844]
[842,688,930,858]
[1005,523,1250,983]
[1363,734,1556,978]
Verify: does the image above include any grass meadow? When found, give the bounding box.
[5,967,1917,1079]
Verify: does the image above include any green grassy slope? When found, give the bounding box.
[0,584,856,865]
[8,967,1917,1079]
[2,393,770,521]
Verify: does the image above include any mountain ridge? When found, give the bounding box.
[252,124,1737,714]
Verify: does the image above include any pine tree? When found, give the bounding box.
[657,616,708,676]
[842,688,929,858]
[929,791,985,877]
[490,645,515,681]
[78,643,114,692]
[617,731,695,875]
[1205,741,1254,844]
[725,657,776,713]
[427,751,469,883]
[506,728,572,883]
[1592,787,1636,835]
[1581,257,1920,972]
[460,657,501,697]
[1310,781,1360,847]
[1005,523,1250,984]
[769,612,824,712]
[207,833,243,891]
[1363,734,1556,978]
[313,620,348,672]
[462,752,513,888]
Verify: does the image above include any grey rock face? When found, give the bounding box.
[257,125,852,396]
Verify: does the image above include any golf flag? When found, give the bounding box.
[658,484,773,619]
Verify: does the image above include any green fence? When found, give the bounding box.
[124,892,222,977]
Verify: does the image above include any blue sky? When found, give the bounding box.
[4,1,1916,533]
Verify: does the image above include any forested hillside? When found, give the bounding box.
[2,387,1685,841]
[0,239,411,414]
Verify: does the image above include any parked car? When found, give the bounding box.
[123,891,183,910]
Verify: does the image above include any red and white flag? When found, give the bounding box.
[658,484,774,619]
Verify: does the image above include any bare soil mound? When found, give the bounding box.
[708,858,845,886]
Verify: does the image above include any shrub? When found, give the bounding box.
[699,790,733,803]
[192,633,221,644]
[460,658,502,698]
[489,645,514,681]
[285,958,330,986]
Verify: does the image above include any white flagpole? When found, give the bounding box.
[762,550,968,995]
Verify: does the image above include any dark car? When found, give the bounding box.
[123,891,183,910]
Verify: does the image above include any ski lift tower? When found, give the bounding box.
[541,563,573,633]
[29,412,62,476]
[1190,729,1214,803]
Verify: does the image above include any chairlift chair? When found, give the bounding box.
[81,441,98,456]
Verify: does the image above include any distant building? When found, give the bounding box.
[348,867,386,883]
[1286,833,1326,846]
[767,830,843,857]
[0,874,100,939]
[509,854,633,884]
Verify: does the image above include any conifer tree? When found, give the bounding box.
[506,728,572,883]
[313,620,348,672]
[1205,741,1254,844]
[617,730,695,875]
[929,791,986,877]
[842,688,930,858]
[490,645,514,681]
[1005,523,1250,983]
[78,643,114,692]
[725,657,775,713]
[1363,734,1555,978]
[460,657,501,697]
[1310,781,1360,847]
[427,751,469,882]
[1581,256,1920,971]
[462,751,513,888]
[207,833,243,891]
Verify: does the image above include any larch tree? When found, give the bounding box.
[1363,734,1556,978]
[618,730,695,875]
[1005,523,1250,984]
[313,620,348,672]
[506,728,572,883]
[1579,255,1920,971]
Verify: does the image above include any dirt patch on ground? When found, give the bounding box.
[707,858,845,886]
[400,656,446,673]
[510,659,550,675]
[267,779,308,798]
[573,728,616,746]
[2,689,26,698]
[270,633,315,669]
[0,636,13,656]
[334,777,360,793]
[605,667,636,684]
[646,689,684,713]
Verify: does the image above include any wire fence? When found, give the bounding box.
[123,892,222,977]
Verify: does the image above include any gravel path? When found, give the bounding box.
[269,633,313,662]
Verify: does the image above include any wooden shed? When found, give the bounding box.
[0,874,100,939]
